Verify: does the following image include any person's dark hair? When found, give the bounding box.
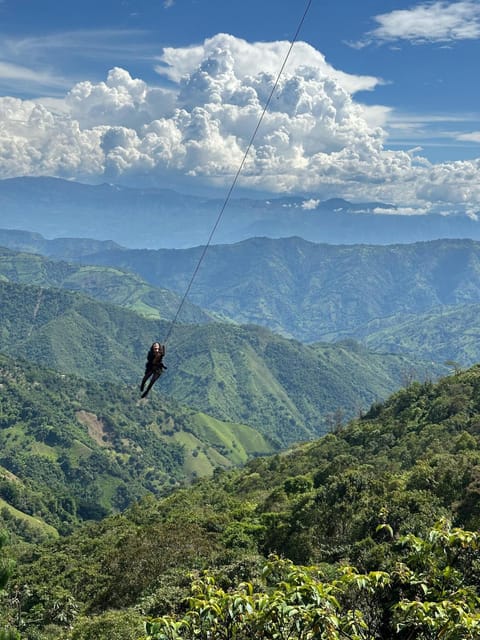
[149,342,164,355]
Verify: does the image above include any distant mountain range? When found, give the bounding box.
[2,231,480,367]
[1,176,480,248]
[79,236,480,350]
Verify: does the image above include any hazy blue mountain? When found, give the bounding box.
[0,227,123,258]
[61,236,480,345]
[1,176,480,248]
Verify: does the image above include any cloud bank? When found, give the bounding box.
[360,1,480,46]
[0,32,479,214]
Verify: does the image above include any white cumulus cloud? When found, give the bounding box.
[0,33,479,215]
[457,131,480,142]
[156,34,381,94]
[359,1,480,46]
[301,198,320,210]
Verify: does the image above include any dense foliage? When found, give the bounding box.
[2,366,480,638]
[144,527,480,640]
[0,531,19,640]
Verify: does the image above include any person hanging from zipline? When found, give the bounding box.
[140,342,167,398]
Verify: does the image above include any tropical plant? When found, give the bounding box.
[143,522,480,640]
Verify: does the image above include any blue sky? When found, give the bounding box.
[0,0,480,214]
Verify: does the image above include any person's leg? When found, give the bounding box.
[140,370,152,392]
[141,372,159,398]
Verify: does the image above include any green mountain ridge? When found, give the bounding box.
[0,279,444,446]
[0,245,215,324]
[362,302,480,366]
[3,234,480,368]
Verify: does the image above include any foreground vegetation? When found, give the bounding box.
[2,365,480,638]
[144,529,480,640]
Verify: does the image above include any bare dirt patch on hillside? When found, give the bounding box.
[76,410,111,447]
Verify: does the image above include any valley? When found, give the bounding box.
[1,179,480,639]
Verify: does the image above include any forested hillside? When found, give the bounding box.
[0,352,273,539]
[2,365,480,639]
[3,234,480,367]
[0,280,442,445]
[362,302,480,366]
[0,246,214,323]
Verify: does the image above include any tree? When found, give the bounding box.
[0,531,19,640]
[142,522,480,640]
[142,556,386,640]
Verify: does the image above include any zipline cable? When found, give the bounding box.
[163,0,314,345]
